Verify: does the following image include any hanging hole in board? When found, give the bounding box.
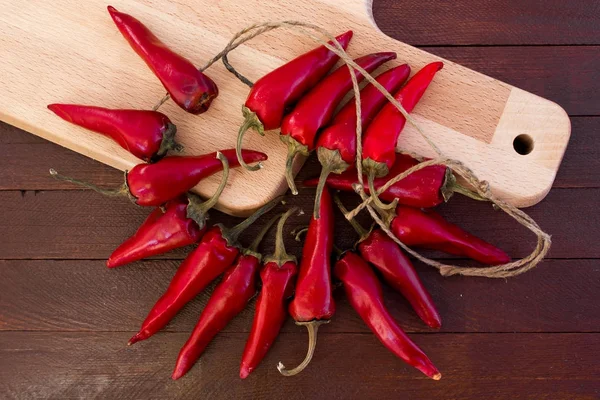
[513,134,534,155]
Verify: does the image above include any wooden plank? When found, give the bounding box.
[2,117,598,191]
[0,186,598,260]
[0,332,598,399]
[374,0,600,45]
[0,0,571,210]
[1,259,598,333]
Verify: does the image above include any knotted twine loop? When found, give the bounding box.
[152,20,551,278]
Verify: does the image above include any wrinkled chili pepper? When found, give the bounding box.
[312,65,410,217]
[278,187,334,376]
[280,52,397,195]
[108,6,218,114]
[172,213,281,380]
[390,205,511,265]
[235,31,353,171]
[362,62,443,209]
[49,149,267,207]
[334,195,441,328]
[107,153,230,268]
[128,197,282,345]
[240,207,299,379]
[48,104,181,163]
[334,251,441,380]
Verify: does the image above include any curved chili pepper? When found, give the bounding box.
[312,65,410,217]
[334,251,441,380]
[108,6,218,114]
[49,149,267,207]
[334,195,440,328]
[280,52,397,195]
[278,187,334,376]
[362,62,443,210]
[306,153,448,208]
[390,205,511,265]
[240,208,299,379]
[236,31,353,171]
[107,153,230,268]
[171,213,281,380]
[47,104,180,163]
[128,197,281,345]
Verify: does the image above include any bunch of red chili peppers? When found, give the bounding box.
[46,6,514,382]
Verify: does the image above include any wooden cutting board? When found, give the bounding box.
[0,0,570,215]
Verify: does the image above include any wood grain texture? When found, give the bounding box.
[0,0,570,212]
[373,0,600,45]
[0,332,598,400]
[1,187,598,260]
[1,259,598,333]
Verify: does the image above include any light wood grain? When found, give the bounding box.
[0,0,570,214]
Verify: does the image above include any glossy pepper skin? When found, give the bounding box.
[108,6,218,114]
[51,149,267,207]
[240,208,299,379]
[172,254,260,380]
[280,52,397,195]
[236,31,353,172]
[48,104,180,162]
[391,205,511,265]
[128,198,280,345]
[128,227,240,345]
[359,229,441,329]
[334,251,441,380]
[278,188,334,376]
[107,196,204,268]
[305,153,449,209]
[245,31,353,132]
[171,213,281,380]
[362,62,444,176]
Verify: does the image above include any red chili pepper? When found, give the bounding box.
[49,149,267,207]
[240,208,299,379]
[334,195,440,328]
[362,62,443,209]
[171,213,281,380]
[312,65,411,217]
[107,153,231,268]
[334,251,441,380]
[128,197,281,345]
[236,31,353,171]
[47,104,181,163]
[108,6,218,114]
[278,187,334,376]
[306,153,448,208]
[280,52,397,195]
[390,205,511,265]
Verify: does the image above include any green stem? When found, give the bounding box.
[368,172,398,211]
[49,168,129,198]
[277,320,329,376]
[186,152,229,228]
[313,165,332,219]
[224,195,284,245]
[247,212,283,253]
[264,207,298,266]
[333,194,370,242]
[293,227,309,242]
[155,122,183,161]
[285,149,299,196]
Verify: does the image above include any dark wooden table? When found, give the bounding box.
[1,1,599,398]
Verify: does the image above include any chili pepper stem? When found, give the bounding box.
[293,227,309,242]
[49,168,132,200]
[155,122,183,161]
[442,170,488,202]
[277,320,329,376]
[218,196,283,246]
[333,194,372,243]
[185,152,229,228]
[236,106,265,172]
[280,136,310,195]
[245,212,284,259]
[368,172,398,211]
[264,207,299,266]
[314,147,350,219]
